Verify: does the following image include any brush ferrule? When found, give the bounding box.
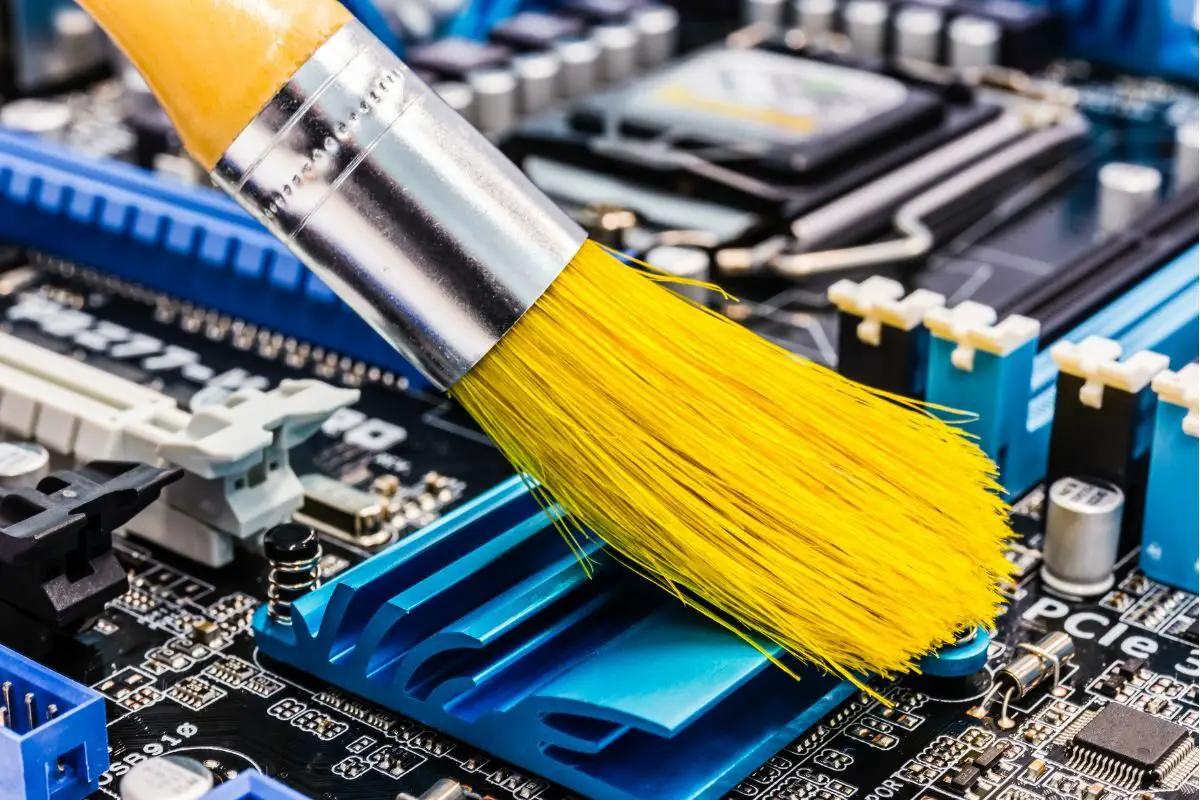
[213,20,585,389]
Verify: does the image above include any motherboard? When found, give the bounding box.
[0,2,1197,800]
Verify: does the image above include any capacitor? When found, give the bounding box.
[396,779,467,800]
[120,755,214,800]
[743,0,787,28]
[646,246,712,305]
[632,5,679,67]
[842,0,890,58]
[1041,476,1124,597]
[264,522,322,624]
[467,67,519,136]
[0,441,51,490]
[579,204,638,250]
[593,22,641,84]
[0,99,73,140]
[555,36,602,97]
[995,631,1075,699]
[512,51,563,114]
[432,81,477,126]
[1098,162,1162,234]
[1174,121,1198,190]
[947,15,1001,72]
[894,5,942,65]
[795,0,838,39]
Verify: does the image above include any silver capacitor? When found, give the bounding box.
[795,0,838,38]
[593,22,641,85]
[120,755,214,800]
[996,631,1075,698]
[432,81,477,126]
[1175,121,1198,190]
[467,67,519,136]
[947,15,1001,72]
[513,51,562,114]
[397,779,466,800]
[744,0,787,28]
[647,246,712,305]
[843,0,890,58]
[1098,162,1162,234]
[555,36,602,97]
[0,98,73,140]
[632,4,680,67]
[1041,476,1125,597]
[0,441,50,490]
[894,5,942,65]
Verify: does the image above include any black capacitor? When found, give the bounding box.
[407,37,513,81]
[491,11,587,52]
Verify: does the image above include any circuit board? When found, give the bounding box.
[0,2,1197,800]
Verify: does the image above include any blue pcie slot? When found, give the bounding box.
[0,131,428,387]
[254,477,853,800]
[0,644,108,800]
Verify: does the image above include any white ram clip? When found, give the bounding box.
[923,302,1040,372]
[827,276,945,347]
[0,331,359,566]
[1051,336,1171,410]
[1151,363,1199,437]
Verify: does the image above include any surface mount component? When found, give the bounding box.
[0,461,181,631]
[254,475,853,800]
[1067,703,1196,790]
[0,642,108,800]
[119,755,214,800]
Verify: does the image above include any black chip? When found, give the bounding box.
[491,11,586,52]
[1075,703,1190,771]
[949,765,981,791]
[973,743,1008,769]
[406,38,512,80]
[1116,658,1145,679]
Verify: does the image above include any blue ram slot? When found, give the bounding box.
[0,644,108,800]
[0,131,428,388]
[202,771,311,799]
[928,247,1198,498]
[254,477,853,800]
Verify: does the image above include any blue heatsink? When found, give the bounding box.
[0,131,429,388]
[254,477,853,800]
[0,644,108,800]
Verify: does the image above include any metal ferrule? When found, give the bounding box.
[214,21,586,389]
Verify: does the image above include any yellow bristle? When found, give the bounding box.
[454,240,1015,687]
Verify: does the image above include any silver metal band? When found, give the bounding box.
[213,21,586,389]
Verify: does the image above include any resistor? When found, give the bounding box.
[264,523,322,624]
[971,631,1075,728]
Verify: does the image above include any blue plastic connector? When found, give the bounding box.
[1141,363,1199,591]
[0,131,428,388]
[202,772,311,799]
[254,476,854,800]
[925,247,1199,499]
[0,644,108,800]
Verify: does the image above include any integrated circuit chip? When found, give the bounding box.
[1068,702,1196,789]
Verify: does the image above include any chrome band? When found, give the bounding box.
[213,21,586,389]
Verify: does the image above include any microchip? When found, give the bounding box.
[1068,703,1195,789]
